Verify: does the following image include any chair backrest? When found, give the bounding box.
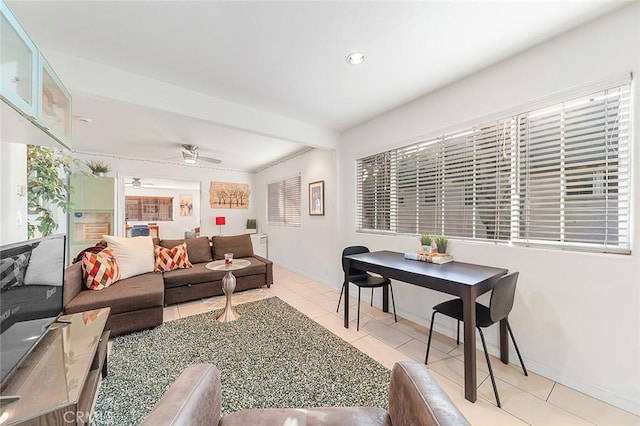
[342,246,370,278]
[131,226,150,237]
[489,272,519,323]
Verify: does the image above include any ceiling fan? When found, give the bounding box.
[125,177,154,188]
[179,144,221,165]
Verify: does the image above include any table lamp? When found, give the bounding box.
[215,216,226,235]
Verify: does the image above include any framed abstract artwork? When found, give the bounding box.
[309,180,324,216]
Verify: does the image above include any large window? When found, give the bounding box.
[125,196,173,221]
[357,83,631,253]
[268,175,301,226]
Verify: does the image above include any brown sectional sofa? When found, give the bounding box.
[142,362,470,426]
[63,234,272,336]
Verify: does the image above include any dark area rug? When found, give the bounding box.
[93,296,390,425]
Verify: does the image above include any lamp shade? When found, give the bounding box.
[215,217,226,226]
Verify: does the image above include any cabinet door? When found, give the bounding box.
[38,54,72,148]
[86,176,115,211]
[0,2,38,118]
[71,175,114,211]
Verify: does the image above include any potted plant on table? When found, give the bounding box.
[435,235,448,254]
[420,233,433,252]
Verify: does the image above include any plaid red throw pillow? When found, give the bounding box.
[83,247,121,290]
[154,242,192,272]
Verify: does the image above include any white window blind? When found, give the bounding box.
[267,175,301,226]
[517,85,631,250]
[356,82,631,254]
[356,152,392,232]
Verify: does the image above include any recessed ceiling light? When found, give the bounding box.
[346,51,365,65]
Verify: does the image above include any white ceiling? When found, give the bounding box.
[7,0,627,171]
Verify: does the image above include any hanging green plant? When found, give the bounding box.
[26,145,79,238]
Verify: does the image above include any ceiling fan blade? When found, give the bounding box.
[200,156,222,164]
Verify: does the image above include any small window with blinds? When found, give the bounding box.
[268,175,301,226]
[356,82,631,254]
[125,196,173,221]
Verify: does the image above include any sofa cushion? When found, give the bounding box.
[65,271,164,315]
[221,407,391,426]
[103,235,155,279]
[24,237,64,286]
[83,248,121,290]
[212,234,253,261]
[155,243,193,272]
[0,252,31,290]
[162,263,224,289]
[160,237,212,264]
[162,257,267,289]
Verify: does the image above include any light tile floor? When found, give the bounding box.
[161,264,639,426]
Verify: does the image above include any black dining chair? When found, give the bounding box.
[337,246,397,331]
[424,272,527,408]
[131,225,150,237]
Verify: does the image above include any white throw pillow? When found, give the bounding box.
[103,235,155,280]
[24,237,64,286]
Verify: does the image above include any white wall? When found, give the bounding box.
[338,4,640,415]
[0,142,27,244]
[254,148,337,283]
[73,153,256,238]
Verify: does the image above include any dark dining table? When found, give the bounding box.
[342,250,508,403]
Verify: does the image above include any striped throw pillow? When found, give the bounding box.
[155,242,192,272]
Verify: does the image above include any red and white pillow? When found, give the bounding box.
[83,248,121,290]
[155,242,193,272]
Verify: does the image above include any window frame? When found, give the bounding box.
[125,196,174,222]
[356,78,632,254]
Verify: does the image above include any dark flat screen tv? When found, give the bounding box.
[0,234,66,385]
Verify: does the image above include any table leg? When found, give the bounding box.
[500,319,509,363]
[344,258,350,328]
[462,295,477,402]
[343,278,350,328]
[382,284,389,312]
[217,271,240,322]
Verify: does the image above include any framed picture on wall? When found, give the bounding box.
[309,180,324,216]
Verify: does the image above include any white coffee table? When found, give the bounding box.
[205,259,251,322]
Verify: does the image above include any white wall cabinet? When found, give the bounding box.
[37,54,72,144]
[0,1,37,118]
[0,1,71,149]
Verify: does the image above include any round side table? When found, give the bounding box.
[205,259,251,322]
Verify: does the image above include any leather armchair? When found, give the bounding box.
[143,361,470,426]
